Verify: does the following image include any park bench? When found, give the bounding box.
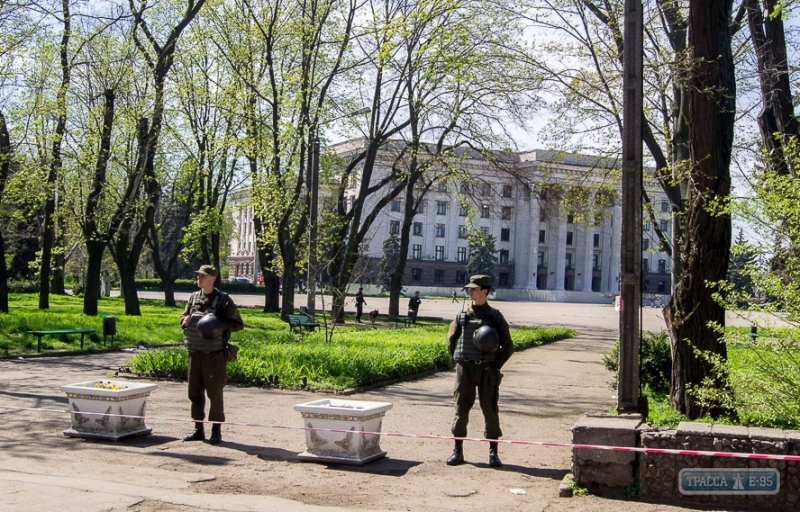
[387,315,411,328]
[287,314,321,333]
[26,328,96,353]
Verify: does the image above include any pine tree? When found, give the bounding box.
[377,235,401,292]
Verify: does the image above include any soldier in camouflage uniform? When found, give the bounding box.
[446,275,514,468]
[181,265,244,444]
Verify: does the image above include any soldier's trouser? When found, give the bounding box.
[451,361,502,439]
[187,350,227,422]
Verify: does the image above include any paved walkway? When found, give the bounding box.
[1,296,766,512]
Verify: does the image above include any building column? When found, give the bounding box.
[582,229,594,291]
[551,217,566,291]
[608,204,622,293]
[527,200,540,289]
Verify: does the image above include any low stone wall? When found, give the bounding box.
[572,414,800,511]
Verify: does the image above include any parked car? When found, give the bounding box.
[230,276,251,283]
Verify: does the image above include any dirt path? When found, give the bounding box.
[0,303,744,512]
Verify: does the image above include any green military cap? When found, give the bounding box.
[194,264,218,277]
[464,274,491,289]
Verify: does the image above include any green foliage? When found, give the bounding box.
[725,229,759,302]
[466,229,498,278]
[602,331,671,393]
[131,323,574,391]
[377,234,401,292]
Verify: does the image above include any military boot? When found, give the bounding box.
[446,440,464,466]
[183,422,205,442]
[208,423,222,445]
[488,441,502,468]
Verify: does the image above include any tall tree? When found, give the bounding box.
[664,0,736,419]
[466,229,499,278]
[105,0,206,315]
[39,0,72,308]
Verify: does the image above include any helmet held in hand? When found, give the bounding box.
[196,313,224,339]
[472,324,499,353]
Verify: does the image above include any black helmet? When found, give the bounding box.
[472,325,499,353]
[196,313,224,339]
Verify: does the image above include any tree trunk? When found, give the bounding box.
[665,0,735,420]
[83,241,104,315]
[0,110,10,313]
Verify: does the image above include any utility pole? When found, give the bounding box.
[618,0,643,415]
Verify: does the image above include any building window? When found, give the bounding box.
[458,225,468,238]
[412,268,422,281]
[566,231,573,246]
[412,244,422,259]
[435,223,446,237]
[437,181,448,192]
[481,205,490,218]
[537,251,545,266]
[500,228,510,242]
[460,182,470,194]
[593,233,600,247]
[499,272,509,286]
[390,220,400,235]
[539,209,546,222]
[416,202,424,214]
[658,259,667,273]
[657,280,666,293]
[413,222,423,236]
[481,227,489,236]
[642,259,650,272]
[437,201,447,215]
[456,270,466,284]
[391,199,401,212]
[538,230,546,243]
[457,247,467,262]
[502,185,513,198]
[501,206,512,220]
[567,214,574,224]
[643,221,650,231]
[480,183,491,196]
[435,245,445,260]
[565,252,573,269]
[459,205,469,217]
[660,219,670,233]
[642,238,649,251]
[593,253,600,269]
[661,200,670,212]
[499,250,509,264]
[434,269,445,283]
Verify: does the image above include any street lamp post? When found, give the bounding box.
[306,107,370,318]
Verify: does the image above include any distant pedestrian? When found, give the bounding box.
[446,275,513,468]
[355,287,367,323]
[451,289,458,303]
[181,265,244,445]
[407,291,422,324]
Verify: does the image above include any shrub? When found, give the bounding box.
[603,330,671,393]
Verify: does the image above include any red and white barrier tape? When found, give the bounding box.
[2,404,799,462]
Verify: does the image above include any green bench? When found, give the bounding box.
[287,314,321,333]
[388,316,411,328]
[26,328,96,353]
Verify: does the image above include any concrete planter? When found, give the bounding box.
[294,398,393,465]
[59,380,158,441]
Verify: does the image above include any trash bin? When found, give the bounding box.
[103,315,117,345]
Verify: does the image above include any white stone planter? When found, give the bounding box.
[59,380,158,441]
[294,398,393,465]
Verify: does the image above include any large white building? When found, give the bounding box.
[229,143,673,302]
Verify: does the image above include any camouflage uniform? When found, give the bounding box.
[181,289,243,423]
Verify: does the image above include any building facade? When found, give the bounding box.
[228,144,672,298]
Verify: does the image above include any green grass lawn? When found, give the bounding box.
[0,293,575,391]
